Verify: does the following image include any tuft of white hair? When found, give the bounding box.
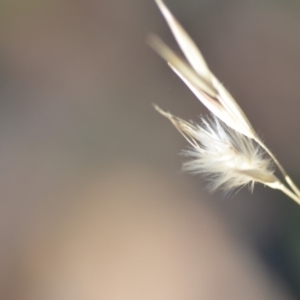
[154,105,277,193]
[181,116,277,192]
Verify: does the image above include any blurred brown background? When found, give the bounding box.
[1,0,300,299]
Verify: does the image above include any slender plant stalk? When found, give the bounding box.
[255,137,300,199]
[269,181,300,205]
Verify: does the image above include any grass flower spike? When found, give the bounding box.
[150,0,300,204]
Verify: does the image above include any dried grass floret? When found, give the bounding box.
[183,116,277,191]
[155,105,277,191]
[150,0,300,205]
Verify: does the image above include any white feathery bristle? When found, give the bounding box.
[182,116,277,191]
[154,105,278,192]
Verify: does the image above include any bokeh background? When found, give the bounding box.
[1,0,300,299]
